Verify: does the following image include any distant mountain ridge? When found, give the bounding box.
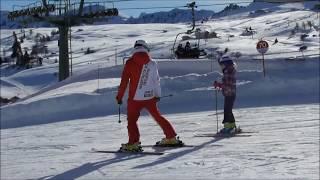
[0,6,221,29]
[1,1,318,29]
[125,8,215,24]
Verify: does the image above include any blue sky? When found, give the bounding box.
[1,0,253,17]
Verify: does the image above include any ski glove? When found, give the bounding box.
[214,81,223,89]
[116,96,122,105]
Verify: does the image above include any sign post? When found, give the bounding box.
[256,40,269,77]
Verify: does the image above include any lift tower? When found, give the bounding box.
[8,0,118,81]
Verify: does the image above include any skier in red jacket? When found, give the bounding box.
[116,40,183,152]
[214,55,237,134]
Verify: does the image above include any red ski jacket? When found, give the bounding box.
[116,48,161,102]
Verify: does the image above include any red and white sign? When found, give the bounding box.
[256,40,269,54]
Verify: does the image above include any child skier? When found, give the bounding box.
[214,55,237,134]
[116,40,183,152]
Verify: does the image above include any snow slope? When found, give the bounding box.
[1,58,319,129]
[1,104,319,179]
[1,1,319,180]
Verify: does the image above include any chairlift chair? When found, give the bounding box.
[172,31,207,59]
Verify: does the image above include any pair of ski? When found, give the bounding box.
[92,129,255,155]
[92,144,194,155]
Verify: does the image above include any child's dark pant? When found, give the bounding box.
[223,95,236,124]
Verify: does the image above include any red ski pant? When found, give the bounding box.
[126,99,177,144]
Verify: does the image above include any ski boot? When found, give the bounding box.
[119,142,143,152]
[155,136,184,147]
[218,122,237,135]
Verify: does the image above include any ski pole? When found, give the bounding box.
[118,104,121,123]
[215,88,219,134]
[160,94,173,99]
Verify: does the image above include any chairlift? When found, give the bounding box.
[173,38,207,59]
[171,1,207,59]
[172,29,207,59]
